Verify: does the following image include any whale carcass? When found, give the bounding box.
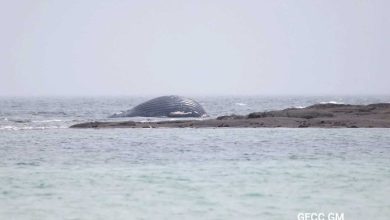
[110,95,207,118]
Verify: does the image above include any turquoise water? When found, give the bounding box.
[1,97,390,219]
[1,128,390,220]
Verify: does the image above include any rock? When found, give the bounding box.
[70,121,136,128]
[70,103,390,128]
[217,114,245,120]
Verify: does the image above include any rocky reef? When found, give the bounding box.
[70,103,390,128]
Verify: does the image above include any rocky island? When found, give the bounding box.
[70,103,390,128]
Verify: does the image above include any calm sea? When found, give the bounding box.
[1,96,390,220]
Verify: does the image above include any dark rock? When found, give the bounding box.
[306,103,351,109]
[70,102,390,129]
[248,109,333,119]
[247,112,267,118]
[70,121,136,128]
[217,114,246,120]
[367,103,390,108]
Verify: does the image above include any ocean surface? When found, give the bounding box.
[1,96,390,220]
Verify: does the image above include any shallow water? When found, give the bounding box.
[1,96,390,219]
[1,95,390,130]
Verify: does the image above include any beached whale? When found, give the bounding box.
[110,95,207,118]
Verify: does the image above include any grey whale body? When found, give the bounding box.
[110,95,207,118]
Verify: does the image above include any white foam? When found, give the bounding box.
[169,111,192,116]
[32,119,64,123]
[319,101,344,104]
[0,125,67,131]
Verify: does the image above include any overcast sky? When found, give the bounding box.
[1,0,389,96]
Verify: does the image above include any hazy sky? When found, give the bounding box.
[1,0,389,96]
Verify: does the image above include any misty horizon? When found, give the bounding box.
[1,0,389,96]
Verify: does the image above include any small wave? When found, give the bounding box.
[319,101,344,104]
[0,125,67,131]
[15,162,40,166]
[30,111,67,116]
[293,106,305,109]
[235,103,247,106]
[32,119,64,123]
[9,119,31,123]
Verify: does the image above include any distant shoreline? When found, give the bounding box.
[70,103,390,128]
